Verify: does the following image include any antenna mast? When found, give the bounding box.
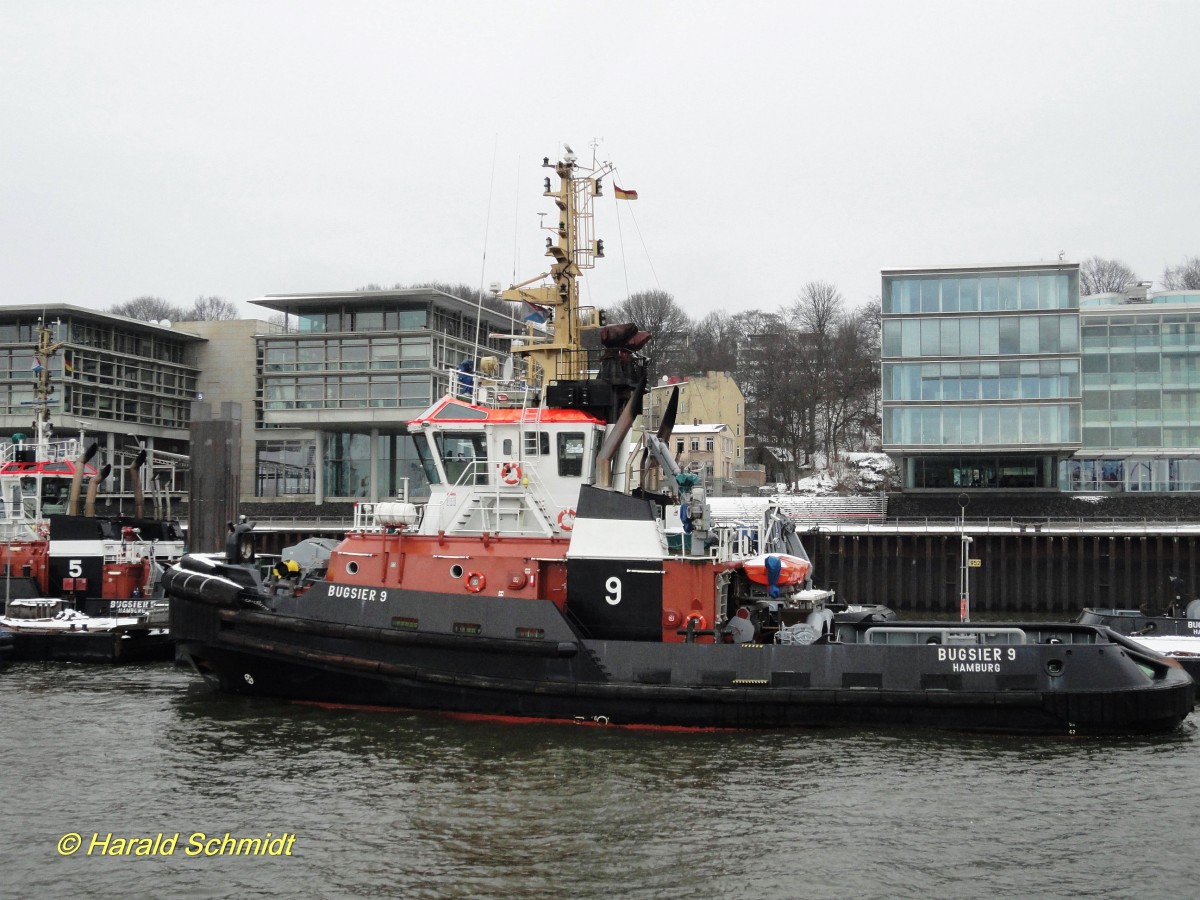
[498,145,611,394]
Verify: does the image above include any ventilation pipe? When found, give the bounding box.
[67,443,100,517]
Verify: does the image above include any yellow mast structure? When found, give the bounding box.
[497,146,612,395]
[32,320,66,455]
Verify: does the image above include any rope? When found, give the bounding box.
[611,167,663,296]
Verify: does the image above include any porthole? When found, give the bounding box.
[450,564,464,579]
[1046,659,1064,677]
[346,561,359,575]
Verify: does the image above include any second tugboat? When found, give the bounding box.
[165,147,1194,734]
[1079,579,1200,683]
[0,321,185,662]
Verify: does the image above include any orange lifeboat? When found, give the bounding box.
[741,553,811,587]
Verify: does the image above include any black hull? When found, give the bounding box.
[8,630,173,664]
[170,587,1196,736]
[1079,608,1200,638]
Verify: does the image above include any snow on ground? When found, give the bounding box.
[769,452,897,496]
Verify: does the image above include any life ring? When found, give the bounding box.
[501,462,522,485]
[464,572,486,593]
[36,523,49,539]
[557,508,576,531]
[683,612,708,631]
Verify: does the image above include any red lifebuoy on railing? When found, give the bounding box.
[501,462,522,485]
[36,523,49,539]
[557,508,576,531]
[683,612,708,631]
[464,572,486,593]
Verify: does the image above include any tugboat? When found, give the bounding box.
[1079,578,1200,682]
[164,147,1194,734]
[0,321,185,662]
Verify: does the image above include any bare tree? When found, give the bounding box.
[684,311,740,375]
[823,301,882,456]
[1163,256,1200,291]
[109,296,187,322]
[182,296,240,321]
[607,290,692,379]
[789,280,844,336]
[609,289,690,334]
[1079,256,1137,296]
[786,282,850,461]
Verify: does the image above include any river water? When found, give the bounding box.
[3,661,1198,900]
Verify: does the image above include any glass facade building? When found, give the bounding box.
[1068,290,1200,492]
[251,289,518,502]
[881,264,1082,490]
[883,266,1200,494]
[0,305,203,500]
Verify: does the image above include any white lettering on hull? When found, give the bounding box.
[327,584,388,603]
[936,646,1016,673]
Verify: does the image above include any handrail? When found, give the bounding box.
[0,438,82,464]
[238,512,1200,533]
[864,626,1028,645]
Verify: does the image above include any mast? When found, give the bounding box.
[497,146,611,395]
[32,320,65,460]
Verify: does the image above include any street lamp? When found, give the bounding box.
[958,493,971,622]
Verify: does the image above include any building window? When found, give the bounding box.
[255,439,316,497]
[705,437,714,452]
[324,432,373,496]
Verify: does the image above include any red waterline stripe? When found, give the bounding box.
[293,700,743,733]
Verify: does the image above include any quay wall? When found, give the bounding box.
[810,530,1200,616]
[816,493,1200,615]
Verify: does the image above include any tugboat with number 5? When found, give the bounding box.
[164,147,1193,734]
[0,322,185,662]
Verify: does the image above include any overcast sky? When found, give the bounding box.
[2,1,1197,323]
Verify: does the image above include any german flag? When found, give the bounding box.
[614,184,638,200]
[63,350,74,375]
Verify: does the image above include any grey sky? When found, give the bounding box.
[2,1,1197,322]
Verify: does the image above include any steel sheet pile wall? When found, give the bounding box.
[811,531,1200,615]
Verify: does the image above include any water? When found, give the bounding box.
[3,662,1199,900]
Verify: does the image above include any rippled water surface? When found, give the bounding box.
[3,662,1198,899]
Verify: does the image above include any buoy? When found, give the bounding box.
[464,572,486,593]
[500,462,522,485]
[557,508,576,531]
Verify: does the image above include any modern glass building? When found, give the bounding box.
[0,305,203,500]
[250,288,518,503]
[1070,288,1200,492]
[881,263,1082,491]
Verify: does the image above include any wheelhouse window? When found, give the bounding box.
[435,432,488,485]
[414,434,441,485]
[558,432,585,477]
[523,430,550,455]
